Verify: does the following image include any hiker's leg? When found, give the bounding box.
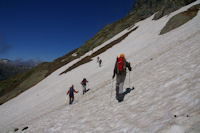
[119,74,126,94]
[72,97,74,104]
[118,74,126,102]
[69,97,72,104]
[84,85,86,93]
[116,75,121,100]
[82,85,84,95]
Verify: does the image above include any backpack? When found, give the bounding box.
[117,57,126,74]
[69,87,74,97]
[82,79,86,86]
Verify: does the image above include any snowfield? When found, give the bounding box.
[1,1,200,133]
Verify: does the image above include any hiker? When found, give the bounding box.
[99,59,102,67]
[81,78,88,95]
[97,56,100,63]
[67,85,78,104]
[112,54,132,102]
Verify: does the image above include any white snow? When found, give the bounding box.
[1,1,200,133]
[71,53,77,57]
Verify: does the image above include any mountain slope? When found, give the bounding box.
[0,0,197,105]
[77,0,197,55]
[0,1,200,133]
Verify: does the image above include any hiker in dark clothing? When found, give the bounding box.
[97,56,100,63]
[67,85,78,104]
[99,59,102,67]
[112,54,132,102]
[81,78,88,95]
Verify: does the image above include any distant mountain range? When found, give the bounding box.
[0,59,41,82]
[0,59,10,64]
[0,59,41,67]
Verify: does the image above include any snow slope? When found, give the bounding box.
[0,1,200,133]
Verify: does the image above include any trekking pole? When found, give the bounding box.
[77,93,79,103]
[110,79,114,105]
[129,70,131,88]
[65,94,68,105]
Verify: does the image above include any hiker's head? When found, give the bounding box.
[120,53,125,58]
[72,84,74,88]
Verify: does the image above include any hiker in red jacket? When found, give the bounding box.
[112,54,132,102]
[67,85,78,104]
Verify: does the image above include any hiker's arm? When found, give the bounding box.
[126,61,132,71]
[112,60,117,79]
[74,89,78,93]
[112,72,115,79]
[67,90,69,95]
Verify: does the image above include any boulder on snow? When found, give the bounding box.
[22,126,28,131]
[14,128,19,132]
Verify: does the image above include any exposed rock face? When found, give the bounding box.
[160,4,200,35]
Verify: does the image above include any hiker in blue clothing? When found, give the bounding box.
[67,85,78,104]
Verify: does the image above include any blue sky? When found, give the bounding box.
[0,0,135,62]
